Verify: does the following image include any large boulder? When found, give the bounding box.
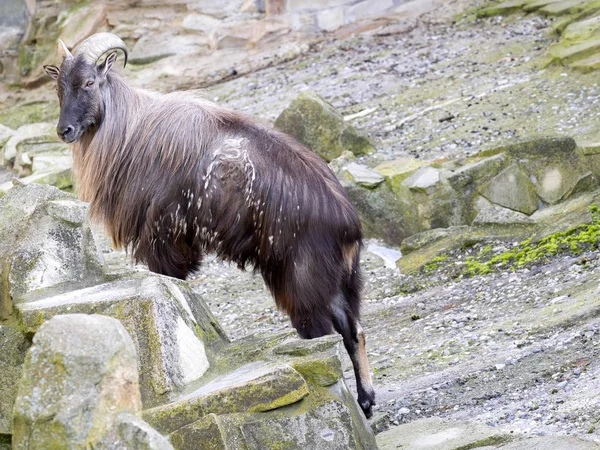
[0,184,104,317]
[478,163,539,214]
[275,92,375,162]
[18,274,228,407]
[12,314,173,450]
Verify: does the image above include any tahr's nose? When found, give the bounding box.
[57,125,74,141]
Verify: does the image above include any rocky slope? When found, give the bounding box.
[3,0,600,448]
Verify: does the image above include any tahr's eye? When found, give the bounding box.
[86,80,94,87]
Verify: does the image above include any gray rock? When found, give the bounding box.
[275,91,375,162]
[317,6,345,31]
[503,136,596,204]
[473,204,536,226]
[18,274,226,406]
[143,362,310,434]
[130,33,209,64]
[0,123,14,147]
[447,154,507,190]
[500,436,600,450]
[479,163,539,215]
[168,413,227,450]
[116,413,174,450]
[285,0,348,12]
[376,417,509,450]
[240,400,358,449]
[168,380,377,450]
[181,13,221,32]
[0,184,104,309]
[12,314,142,449]
[346,0,394,23]
[403,166,441,194]
[400,228,458,255]
[345,162,384,188]
[2,123,62,176]
[0,167,74,197]
[0,325,30,434]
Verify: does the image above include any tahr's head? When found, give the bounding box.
[44,33,128,144]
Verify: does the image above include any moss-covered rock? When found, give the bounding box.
[18,274,227,407]
[12,314,141,449]
[168,385,378,450]
[274,92,375,162]
[143,362,309,435]
[0,102,59,130]
[374,157,428,193]
[168,414,226,450]
[0,169,74,198]
[289,353,343,387]
[477,0,529,17]
[539,0,600,16]
[0,184,104,312]
[0,325,30,435]
[477,0,600,71]
[479,163,539,215]
[473,204,536,225]
[508,137,596,204]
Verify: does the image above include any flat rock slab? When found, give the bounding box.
[18,274,227,406]
[479,163,538,215]
[376,418,509,450]
[345,162,384,188]
[240,399,358,450]
[144,362,309,435]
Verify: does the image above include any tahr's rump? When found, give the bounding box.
[44,32,376,417]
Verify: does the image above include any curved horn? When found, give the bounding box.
[58,39,73,60]
[73,32,128,68]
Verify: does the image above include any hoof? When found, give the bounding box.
[358,391,375,419]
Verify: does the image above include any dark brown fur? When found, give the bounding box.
[48,56,376,417]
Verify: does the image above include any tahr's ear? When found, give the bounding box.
[44,65,60,80]
[97,51,118,76]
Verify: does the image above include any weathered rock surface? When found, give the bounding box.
[144,362,311,434]
[344,162,384,188]
[0,184,104,316]
[330,136,600,245]
[12,314,173,450]
[479,163,539,214]
[18,274,227,407]
[144,332,377,449]
[275,91,375,161]
[376,417,509,449]
[376,417,600,449]
[0,325,30,435]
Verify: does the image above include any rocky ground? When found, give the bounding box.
[167,1,600,446]
[6,0,600,447]
[201,2,600,166]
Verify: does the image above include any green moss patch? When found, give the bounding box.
[463,204,600,275]
[0,102,59,129]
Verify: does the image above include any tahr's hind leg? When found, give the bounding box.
[330,294,376,418]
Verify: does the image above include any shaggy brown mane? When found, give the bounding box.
[47,37,376,417]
